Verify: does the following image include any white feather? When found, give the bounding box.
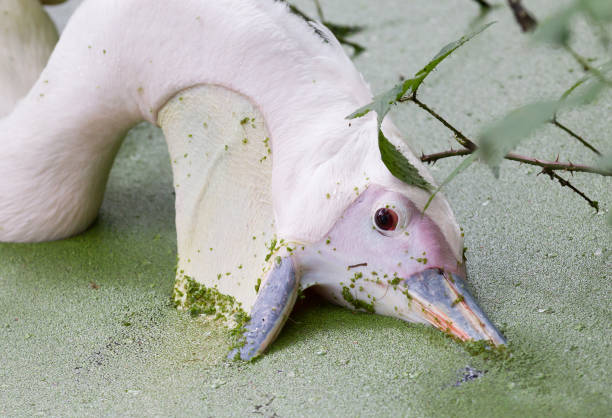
[0,0,462,262]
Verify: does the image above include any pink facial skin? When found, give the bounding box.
[294,185,505,346]
[298,184,464,282]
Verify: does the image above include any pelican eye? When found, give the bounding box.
[374,208,398,231]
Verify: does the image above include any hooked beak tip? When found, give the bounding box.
[401,269,506,347]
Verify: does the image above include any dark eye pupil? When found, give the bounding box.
[374,208,398,231]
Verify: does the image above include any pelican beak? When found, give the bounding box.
[397,268,506,346]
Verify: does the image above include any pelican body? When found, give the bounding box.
[0,0,506,360]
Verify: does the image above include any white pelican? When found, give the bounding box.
[0,0,506,360]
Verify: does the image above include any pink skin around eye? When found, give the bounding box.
[310,185,464,280]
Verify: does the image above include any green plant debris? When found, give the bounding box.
[451,295,465,307]
[178,276,243,319]
[389,277,401,286]
[462,339,511,361]
[341,286,375,314]
[175,276,250,353]
[264,237,279,262]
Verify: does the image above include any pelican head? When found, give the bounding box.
[235,117,507,359]
[1,0,505,361]
[296,185,505,345]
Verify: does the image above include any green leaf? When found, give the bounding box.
[424,153,477,211]
[412,21,496,93]
[347,22,495,125]
[533,5,579,45]
[346,83,411,125]
[559,61,612,107]
[378,130,431,191]
[478,101,559,177]
[347,22,495,192]
[559,77,589,103]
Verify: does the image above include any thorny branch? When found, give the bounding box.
[421,149,473,164]
[540,168,600,210]
[504,153,609,176]
[408,95,610,207]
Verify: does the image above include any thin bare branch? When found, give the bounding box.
[405,97,478,150]
[507,0,538,32]
[505,153,611,175]
[552,120,602,155]
[540,168,599,211]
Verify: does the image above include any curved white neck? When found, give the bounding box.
[1,0,460,261]
[0,0,378,242]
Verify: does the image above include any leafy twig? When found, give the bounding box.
[540,168,599,210]
[349,21,610,212]
[420,145,610,176]
[552,120,601,155]
[507,0,538,32]
[409,99,610,176]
